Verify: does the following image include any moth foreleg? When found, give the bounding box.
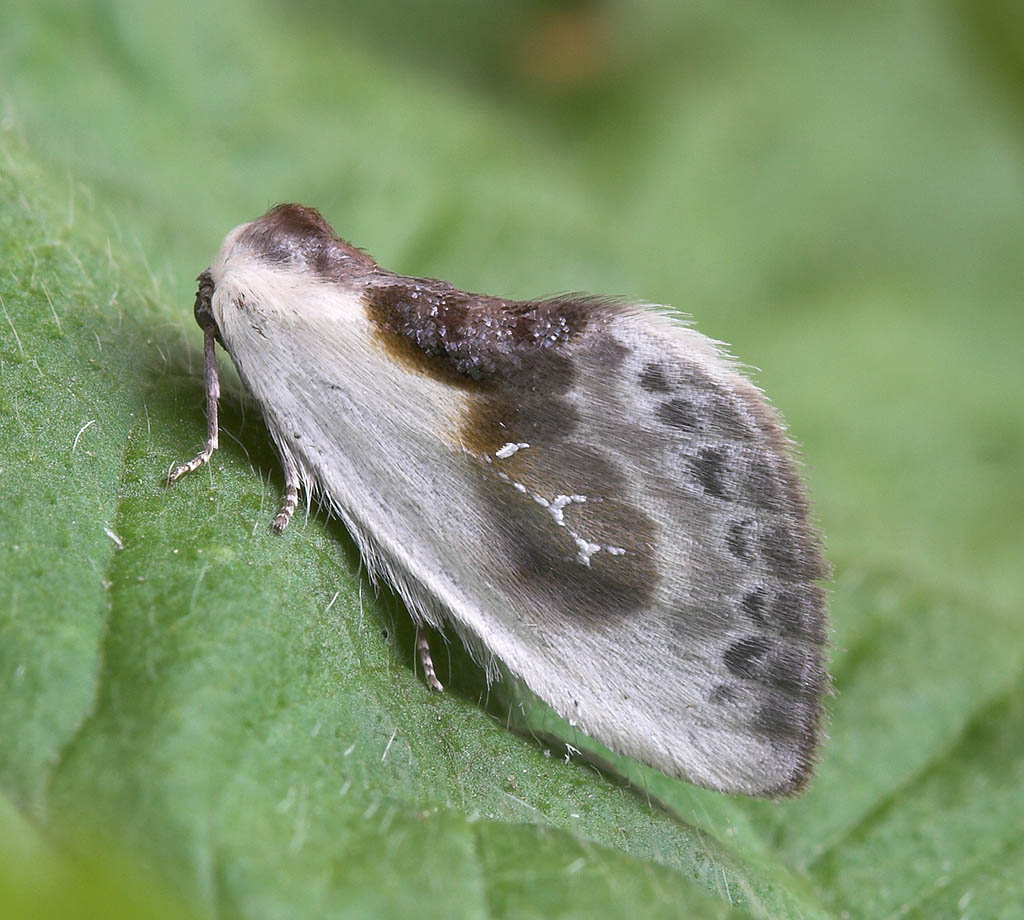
[169,326,220,484]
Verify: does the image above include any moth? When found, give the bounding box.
[170,204,829,797]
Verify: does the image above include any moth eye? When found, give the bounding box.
[657,397,701,433]
[725,518,755,561]
[638,362,672,393]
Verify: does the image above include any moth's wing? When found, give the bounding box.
[441,304,830,796]
[214,269,827,796]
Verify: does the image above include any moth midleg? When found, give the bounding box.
[169,326,220,484]
[271,452,301,534]
[416,626,444,692]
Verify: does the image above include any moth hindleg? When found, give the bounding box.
[271,451,301,533]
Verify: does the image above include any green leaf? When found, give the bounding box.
[2,1,1023,917]
[0,794,194,920]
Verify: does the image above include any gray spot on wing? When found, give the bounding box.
[740,587,769,626]
[726,519,755,561]
[772,585,827,641]
[658,397,700,433]
[707,397,753,441]
[689,446,729,498]
[737,584,826,643]
[756,692,819,746]
[760,520,824,580]
[744,454,786,512]
[639,362,672,393]
[676,362,722,394]
[724,634,826,694]
[724,636,773,680]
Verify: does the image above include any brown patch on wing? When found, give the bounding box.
[463,450,659,623]
[365,284,614,390]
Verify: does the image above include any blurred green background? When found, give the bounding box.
[1,1,1022,917]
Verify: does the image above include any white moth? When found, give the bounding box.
[171,204,829,797]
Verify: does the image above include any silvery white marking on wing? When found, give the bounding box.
[573,536,601,567]
[169,203,830,797]
[495,442,529,459]
[547,493,585,526]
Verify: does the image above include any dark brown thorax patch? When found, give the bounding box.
[238,203,377,281]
